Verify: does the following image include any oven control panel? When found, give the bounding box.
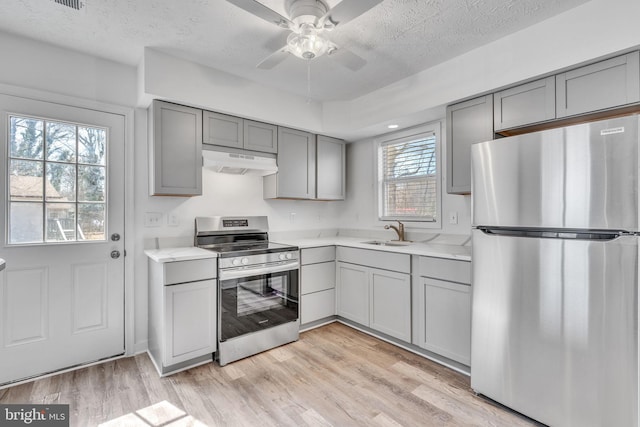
[219,250,299,270]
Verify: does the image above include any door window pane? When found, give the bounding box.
[10,160,43,201]
[46,203,76,241]
[10,202,44,243]
[78,203,105,240]
[46,163,76,201]
[78,127,106,165]
[7,115,108,245]
[46,122,76,162]
[78,166,105,202]
[10,117,43,160]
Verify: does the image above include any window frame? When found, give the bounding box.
[6,113,109,246]
[375,121,442,228]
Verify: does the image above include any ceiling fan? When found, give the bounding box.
[226,0,383,71]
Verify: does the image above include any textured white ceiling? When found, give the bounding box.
[0,0,589,102]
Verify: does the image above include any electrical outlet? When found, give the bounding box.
[167,214,179,227]
[289,212,296,223]
[144,212,162,227]
[448,211,458,225]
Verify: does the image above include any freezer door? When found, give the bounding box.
[471,115,639,230]
[471,229,638,427]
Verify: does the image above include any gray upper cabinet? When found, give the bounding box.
[494,76,556,132]
[446,95,493,195]
[149,100,202,196]
[244,120,278,154]
[263,127,316,199]
[203,111,243,149]
[203,111,277,154]
[556,51,640,118]
[316,135,346,200]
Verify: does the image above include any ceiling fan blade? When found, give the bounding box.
[319,0,383,28]
[256,47,290,70]
[226,0,293,29]
[328,46,367,71]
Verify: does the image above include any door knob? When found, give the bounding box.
[111,233,121,242]
[110,250,121,259]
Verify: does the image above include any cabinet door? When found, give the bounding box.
[556,51,640,118]
[418,277,471,365]
[494,77,556,131]
[316,135,346,200]
[150,100,202,196]
[202,111,243,149]
[370,269,411,341]
[268,127,316,199]
[301,289,336,325]
[164,280,217,366]
[446,95,493,194]
[336,262,369,325]
[244,120,278,153]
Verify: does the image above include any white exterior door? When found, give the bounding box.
[0,94,125,384]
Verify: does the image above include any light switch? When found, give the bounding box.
[448,211,458,224]
[145,212,162,227]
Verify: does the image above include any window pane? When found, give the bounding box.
[78,203,105,240]
[46,163,76,202]
[46,122,76,162]
[10,160,43,201]
[46,203,76,241]
[78,127,106,165]
[10,117,44,160]
[379,133,438,221]
[10,202,43,243]
[78,166,105,202]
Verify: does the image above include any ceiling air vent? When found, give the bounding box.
[52,0,85,10]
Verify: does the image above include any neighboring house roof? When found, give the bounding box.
[10,175,66,201]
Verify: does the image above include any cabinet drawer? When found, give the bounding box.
[337,246,410,274]
[301,289,336,324]
[301,261,335,294]
[301,246,336,265]
[164,259,217,285]
[419,257,470,284]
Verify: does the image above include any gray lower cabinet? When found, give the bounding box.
[316,135,346,200]
[336,247,411,341]
[300,246,336,326]
[264,127,316,199]
[494,76,556,132]
[446,95,493,195]
[414,256,471,365]
[203,111,277,154]
[149,100,202,196]
[556,51,640,118]
[148,258,217,375]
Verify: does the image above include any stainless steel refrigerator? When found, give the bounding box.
[471,115,639,427]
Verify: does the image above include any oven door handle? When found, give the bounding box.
[219,261,299,281]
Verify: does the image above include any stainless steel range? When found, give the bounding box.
[195,216,299,366]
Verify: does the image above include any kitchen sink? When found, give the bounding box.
[362,240,413,247]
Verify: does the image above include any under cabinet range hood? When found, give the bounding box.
[202,148,278,176]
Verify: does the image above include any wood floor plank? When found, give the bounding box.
[0,323,539,427]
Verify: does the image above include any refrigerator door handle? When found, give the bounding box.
[477,226,624,241]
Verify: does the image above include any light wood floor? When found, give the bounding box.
[0,323,541,426]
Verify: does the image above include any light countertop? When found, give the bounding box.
[144,247,217,263]
[275,236,471,261]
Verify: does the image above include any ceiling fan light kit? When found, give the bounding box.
[227,0,382,69]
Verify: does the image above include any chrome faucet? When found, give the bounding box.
[384,221,406,241]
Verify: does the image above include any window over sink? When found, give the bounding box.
[377,122,441,224]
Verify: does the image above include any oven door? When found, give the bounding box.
[219,268,299,342]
